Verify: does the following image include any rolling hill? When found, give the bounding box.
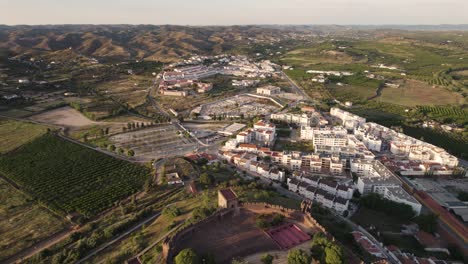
[0,25,312,62]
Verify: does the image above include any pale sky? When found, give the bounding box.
[1,0,468,25]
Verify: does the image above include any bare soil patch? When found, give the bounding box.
[29,106,97,128]
[174,208,279,263]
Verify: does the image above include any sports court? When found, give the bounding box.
[266,223,311,249]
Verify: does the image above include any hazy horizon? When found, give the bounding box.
[2,0,468,26]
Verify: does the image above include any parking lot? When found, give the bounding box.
[110,124,196,161]
[193,94,279,119]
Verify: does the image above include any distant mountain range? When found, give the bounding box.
[0,25,307,62]
[1,24,467,62]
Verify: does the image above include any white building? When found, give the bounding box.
[330,107,366,130]
[351,159,421,215]
[270,113,311,126]
[288,176,352,214]
[253,120,276,144]
[354,122,457,167]
[390,140,458,167]
[256,85,281,96]
[167,172,184,185]
[300,126,347,141]
[232,79,259,87]
[236,129,254,143]
[384,186,422,215]
[229,120,276,148]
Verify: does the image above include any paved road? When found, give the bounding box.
[146,74,212,150]
[0,114,138,164]
[457,158,468,168]
[56,131,137,162]
[281,71,312,102]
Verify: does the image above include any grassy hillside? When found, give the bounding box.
[0,178,67,261]
[0,133,150,217]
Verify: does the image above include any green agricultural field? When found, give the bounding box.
[282,38,468,107]
[0,119,49,154]
[0,178,67,261]
[377,80,465,106]
[329,84,377,101]
[0,133,151,217]
[416,105,468,124]
[282,43,358,66]
[327,74,384,101]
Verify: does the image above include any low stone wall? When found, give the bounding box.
[241,202,296,216]
[301,199,331,237]
[162,201,329,263]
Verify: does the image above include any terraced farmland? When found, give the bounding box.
[0,133,150,217]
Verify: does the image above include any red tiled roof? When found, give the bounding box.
[200,153,216,161]
[386,245,400,252]
[414,230,439,248]
[185,154,199,161]
[239,143,257,149]
[219,189,237,201]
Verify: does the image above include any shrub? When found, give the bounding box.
[261,254,273,264]
[162,206,181,218]
[256,218,270,229]
[174,248,199,264]
[199,172,214,186]
[414,213,438,234]
[360,193,415,220]
[287,249,310,264]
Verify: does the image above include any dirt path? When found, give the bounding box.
[0,174,74,264]
[76,212,162,264]
[1,228,73,264]
[368,84,384,100]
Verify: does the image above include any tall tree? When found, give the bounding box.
[287,249,310,264]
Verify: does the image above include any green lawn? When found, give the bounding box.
[378,80,464,106]
[233,186,301,210]
[273,139,314,152]
[0,119,48,154]
[329,84,377,101]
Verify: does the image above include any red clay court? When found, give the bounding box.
[266,223,311,249]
